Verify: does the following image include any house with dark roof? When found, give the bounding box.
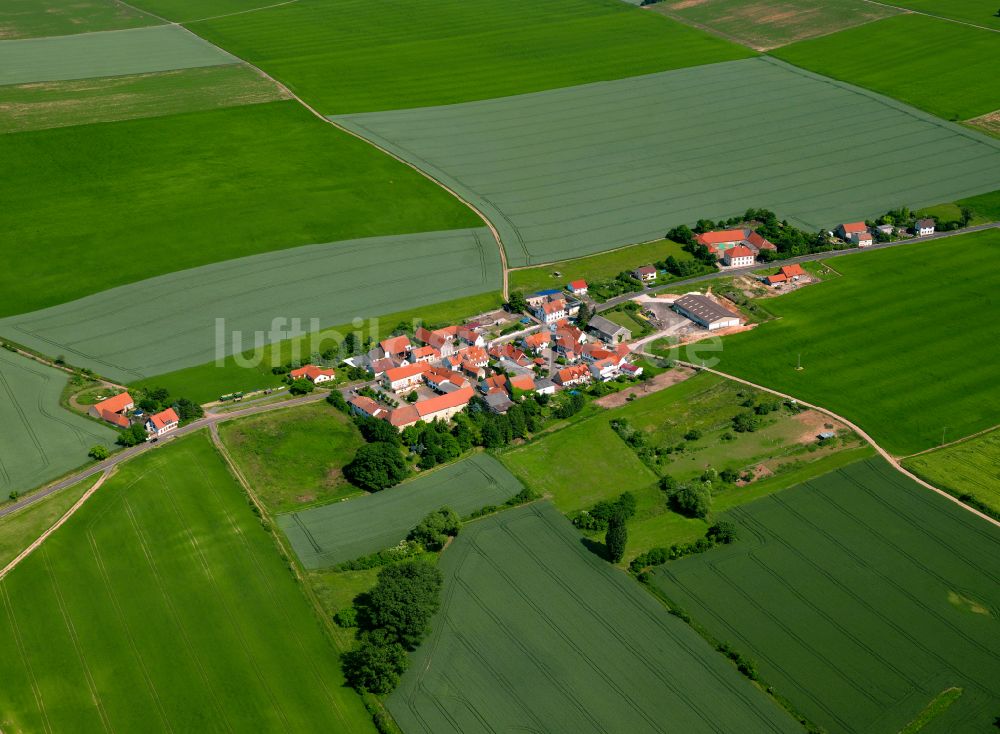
[915,218,935,236]
[587,315,631,344]
[632,266,657,283]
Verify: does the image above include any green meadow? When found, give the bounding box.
[0,25,235,86]
[0,432,374,733]
[389,502,799,733]
[0,475,97,569]
[714,230,1000,456]
[189,0,754,113]
[0,0,158,39]
[654,458,1000,733]
[128,0,275,22]
[280,454,524,569]
[773,14,1000,120]
[0,100,479,317]
[218,401,366,514]
[336,57,1000,266]
[888,0,1000,29]
[0,349,115,497]
[904,429,1000,514]
[0,64,287,134]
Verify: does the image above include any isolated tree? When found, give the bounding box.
[116,423,148,447]
[506,292,529,314]
[174,398,203,422]
[341,629,408,694]
[326,391,349,413]
[670,484,712,519]
[355,415,401,445]
[960,206,974,227]
[362,562,444,649]
[605,511,628,563]
[707,520,739,545]
[88,445,110,461]
[344,442,409,491]
[289,378,314,395]
[405,390,418,403]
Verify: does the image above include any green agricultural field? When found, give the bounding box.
[0,25,235,86]
[0,228,499,382]
[388,501,799,733]
[649,0,899,50]
[0,64,288,134]
[0,0,158,39]
[187,0,754,113]
[280,454,524,569]
[888,0,1000,29]
[957,189,1000,221]
[336,57,1000,267]
[0,100,480,317]
[0,475,97,569]
[509,239,704,294]
[0,349,115,497]
[0,432,374,733]
[128,0,274,22]
[218,401,365,514]
[904,430,1000,515]
[715,230,1000,456]
[502,372,864,558]
[132,289,504,405]
[653,457,1000,733]
[773,14,1000,121]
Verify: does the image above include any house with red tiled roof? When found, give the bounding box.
[555,364,591,387]
[836,222,867,240]
[535,298,567,324]
[424,367,468,393]
[414,326,456,357]
[781,264,805,279]
[383,362,428,391]
[697,228,775,260]
[746,230,777,252]
[379,335,411,360]
[588,358,619,382]
[507,373,536,394]
[523,331,551,354]
[414,386,475,423]
[456,345,488,368]
[348,395,388,420]
[620,363,643,379]
[765,273,787,286]
[851,230,873,247]
[456,326,485,347]
[387,405,420,429]
[409,345,440,363]
[290,364,336,384]
[723,245,755,268]
[915,218,935,237]
[145,407,179,437]
[89,392,134,429]
[567,280,588,296]
[479,374,507,395]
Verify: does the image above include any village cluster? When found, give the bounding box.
[88,393,179,437]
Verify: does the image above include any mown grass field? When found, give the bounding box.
[904,429,1000,514]
[129,0,275,22]
[0,432,375,733]
[0,475,97,569]
[0,349,115,497]
[0,64,287,134]
[218,401,365,514]
[0,99,480,317]
[388,501,799,733]
[0,0,158,39]
[509,239,702,295]
[502,372,865,559]
[715,230,1000,456]
[773,14,1000,121]
[132,289,504,405]
[654,457,1000,733]
[888,0,1000,29]
[0,25,235,86]
[189,0,754,113]
[0,228,499,382]
[280,454,523,569]
[650,0,899,50]
[337,57,1000,267]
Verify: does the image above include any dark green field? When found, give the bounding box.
[0,432,374,732]
[653,458,1000,733]
[188,0,754,113]
[773,14,1000,120]
[715,230,1000,456]
[280,454,524,569]
[389,501,799,733]
[0,100,479,316]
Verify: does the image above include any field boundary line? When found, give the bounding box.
[901,424,1000,459]
[676,361,1000,531]
[109,0,513,299]
[0,467,112,582]
[186,0,304,24]
[859,1,1000,33]
[1,583,52,733]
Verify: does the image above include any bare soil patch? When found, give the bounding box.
[792,409,845,444]
[593,366,695,408]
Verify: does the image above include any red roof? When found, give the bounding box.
[542,300,566,315]
[781,264,805,278]
[634,266,657,276]
[388,405,420,427]
[101,409,130,428]
[415,387,474,417]
[380,335,410,356]
[726,245,754,259]
[94,392,133,415]
[508,374,535,392]
[767,274,787,284]
[746,230,776,250]
[384,362,428,383]
[149,408,179,430]
[841,222,867,234]
[349,395,385,417]
[458,346,488,365]
[556,364,590,384]
[410,345,439,360]
[696,229,746,246]
[524,332,549,349]
[568,280,587,290]
[291,365,335,381]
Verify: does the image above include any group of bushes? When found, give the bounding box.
[629,520,738,573]
[572,492,637,563]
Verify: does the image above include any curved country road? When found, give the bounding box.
[674,361,1000,530]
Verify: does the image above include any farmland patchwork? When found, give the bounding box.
[334,57,1000,266]
[281,454,523,569]
[0,349,115,498]
[0,25,235,86]
[0,228,500,382]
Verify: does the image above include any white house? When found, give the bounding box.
[290,365,336,384]
[567,279,588,296]
[852,230,873,247]
[723,245,755,268]
[383,362,428,391]
[632,266,657,283]
[145,407,179,437]
[536,299,567,324]
[915,218,935,236]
